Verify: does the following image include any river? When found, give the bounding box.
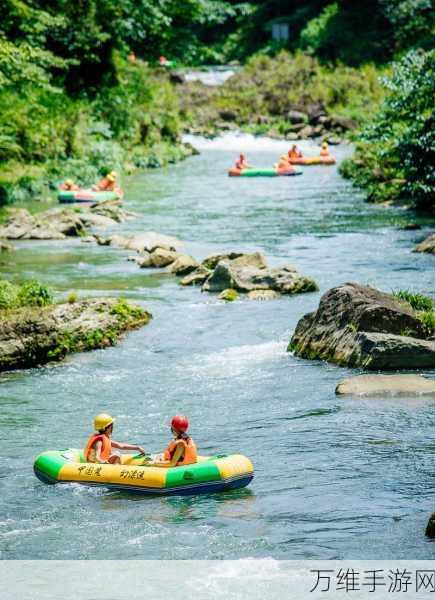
[0,134,434,560]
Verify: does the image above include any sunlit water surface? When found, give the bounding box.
[0,135,434,559]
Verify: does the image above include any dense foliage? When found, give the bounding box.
[341,50,435,212]
[181,51,384,135]
[0,1,433,207]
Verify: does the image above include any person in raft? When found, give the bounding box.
[59,178,79,191]
[275,154,294,173]
[152,415,197,467]
[320,141,330,157]
[93,171,118,192]
[288,144,303,161]
[84,413,145,464]
[235,153,250,171]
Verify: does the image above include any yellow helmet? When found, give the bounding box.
[109,171,117,178]
[94,413,114,431]
[322,142,328,149]
[65,178,74,185]
[280,154,288,160]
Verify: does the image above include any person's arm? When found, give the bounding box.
[111,440,145,454]
[152,441,184,467]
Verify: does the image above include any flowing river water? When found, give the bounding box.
[0,134,434,560]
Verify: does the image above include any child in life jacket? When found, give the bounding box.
[288,145,303,161]
[275,154,294,173]
[152,415,197,467]
[320,141,330,157]
[84,413,145,464]
[235,153,250,171]
[59,178,79,191]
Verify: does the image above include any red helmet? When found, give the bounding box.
[171,415,189,432]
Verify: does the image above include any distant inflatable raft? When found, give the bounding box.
[289,156,336,165]
[58,190,120,204]
[34,449,254,496]
[228,168,302,177]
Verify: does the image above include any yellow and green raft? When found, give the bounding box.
[34,449,254,496]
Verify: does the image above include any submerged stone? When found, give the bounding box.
[336,374,435,396]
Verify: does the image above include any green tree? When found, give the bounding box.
[341,50,435,212]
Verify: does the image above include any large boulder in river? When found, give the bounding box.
[0,298,151,371]
[289,283,435,369]
[336,374,435,396]
[414,233,435,254]
[203,260,317,295]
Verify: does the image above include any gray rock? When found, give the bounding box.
[78,213,117,229]
[136,251,152,267]
[330,116,357,131]
[336,374,435,396]
[202,252,267,271]
[203,261,317,295]
[149,248,179,268]
[0,240,14,252]
[289,283,435,369]
[298,125,315,138]
[98,232,181,253]
[326,136,342,145]
[180,266,212,286]
[426,512,435,538]
[247,290,280,301]
[414,233,435,254]
[37,208,85,237]
[89,202,137,223]
[287,111,308,124]
[167,254,199,275]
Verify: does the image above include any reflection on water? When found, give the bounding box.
[0,135,434,559]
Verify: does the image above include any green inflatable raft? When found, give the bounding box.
[229,168,302,177]
[34,449,254,496]
[58,190,119,204]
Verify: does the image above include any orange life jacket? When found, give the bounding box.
[277,159,293,172]
[320,148,329,157]
[84,433,112,462]
[96,177,116,191]
[163,437,197,466]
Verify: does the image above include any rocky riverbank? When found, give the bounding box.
[0,297,151,371]
[289,283,435,369]
[414,233,435,254]
[0,202,136,241]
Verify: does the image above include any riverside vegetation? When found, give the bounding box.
[1,1,434,212]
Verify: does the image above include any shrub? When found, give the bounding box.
[67,292,78,304]
[0,281,20,310]
[17,280,53,307]
[419,310,435,337]
[393,290,434,312]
